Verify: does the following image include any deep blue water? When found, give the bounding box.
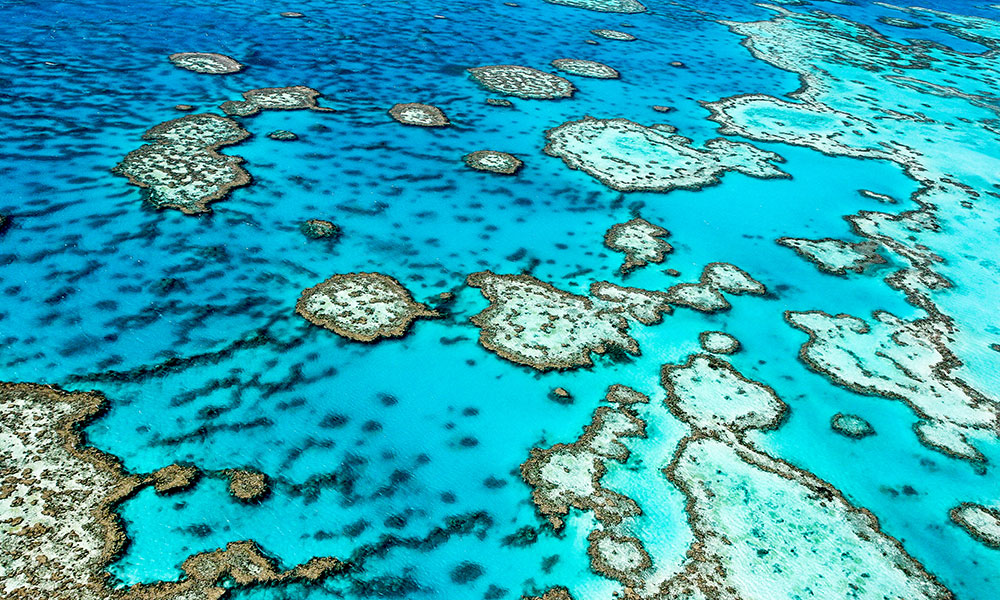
[2,0,1000,598]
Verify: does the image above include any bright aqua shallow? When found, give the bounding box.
[2,0,1000,598]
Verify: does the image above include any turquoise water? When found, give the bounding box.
[3,0,1000,598]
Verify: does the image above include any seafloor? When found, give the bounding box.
[2,0,1000,599]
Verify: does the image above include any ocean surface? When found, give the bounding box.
[2,0,1000,598]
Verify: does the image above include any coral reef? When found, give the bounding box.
[543,0,646,13]
[521,385,648,530]
[949,503,1000,549]
[463,150,523,175]
[657,355,952,600]
[296,273,438,342]
[665,262,767,313]
[527,354,950,599]
[544,117,787,193]
[830,413,876,439]
[787,310,998,462]
[220,86,331,117]
[167,52,243,74]
[777,237,886,275]
[267,129,298,141]
[301,218,339,239]
[603,217,672,274]
[151,463,200,494]
[698,330,740,355]
[0,382,345,600]
[590,29,636,41]
[388,103,450,127]
[225,469,269,502]
[468,65,575,99]
[551,59,620,79]
[113,113,250,214]
[467,272,671,370]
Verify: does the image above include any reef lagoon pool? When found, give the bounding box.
[3,0,1000,599]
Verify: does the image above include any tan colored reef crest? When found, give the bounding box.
[296,272,438,342]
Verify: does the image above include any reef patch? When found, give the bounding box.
[656,355,952,600]
[220,86,331,117]
[0,382,346,600]
[113,113,250,214]
[167,52,243,74]
[590,29,636,41]
[949,503,1000,549]
[296,273,438,342]
[787,310,998,462]
[226,468,270,502]
[467,272,671,370]
[521,384,648,536]
[665,262,767,313]
[830,413,875,439]
[603,217,672,274]
[301,218,339,239]
[463,150,523,175]
[388,103,450,127]
[267,129,298,141]
[468,65,575,99]
[551,59,620,79]
[698,330,740,355]
[543,0,646,13]
[777,237,886,275]
[544,117,787,193]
